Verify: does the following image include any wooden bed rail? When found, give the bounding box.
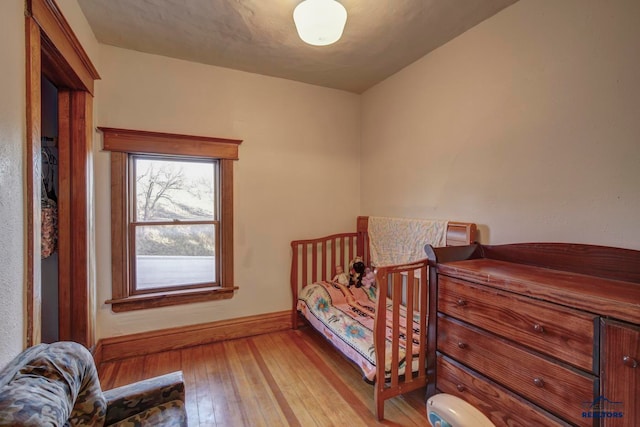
[290,232,358,328]
[373,259,429,420]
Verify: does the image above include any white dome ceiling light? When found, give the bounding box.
[293,0,347,46]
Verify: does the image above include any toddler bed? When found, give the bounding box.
[291,216,476,420]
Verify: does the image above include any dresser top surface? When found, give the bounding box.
[438,258,640,324]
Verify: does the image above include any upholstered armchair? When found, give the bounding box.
[0,341,187,426]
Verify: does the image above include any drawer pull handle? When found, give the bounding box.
[457,341,467,349]
[623,356,638,368]
[533,324,544,334]
[456,384,466,392]
[456,299,467,307]
[533,378,545,388]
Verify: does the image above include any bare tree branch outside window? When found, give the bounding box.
[134,158,216,258]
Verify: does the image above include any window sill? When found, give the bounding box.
[106,286,238,312]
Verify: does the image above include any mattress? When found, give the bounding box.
[297,280,422,382]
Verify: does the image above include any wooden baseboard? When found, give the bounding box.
[92,340,104,366]
[97,310,292,363]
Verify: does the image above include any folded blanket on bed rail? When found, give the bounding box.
[368,216,448,266]
[297,281,421,382]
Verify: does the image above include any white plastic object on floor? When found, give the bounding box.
[427,393,496,427]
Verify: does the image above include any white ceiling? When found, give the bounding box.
[77,0,518,93]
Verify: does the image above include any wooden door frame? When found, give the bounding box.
[25,0,99,348]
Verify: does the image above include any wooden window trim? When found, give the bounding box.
[100,127,242,312]
[100,127,240,159]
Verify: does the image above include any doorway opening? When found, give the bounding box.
[41,75,59,343]
[25,0,100,348]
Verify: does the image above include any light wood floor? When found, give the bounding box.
[98,327,428,426]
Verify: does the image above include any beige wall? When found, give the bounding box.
[0,0,99,367]
[0,0,26,367]
[361,0,640,250]
[94,45,361,338]
[57,0,101,64]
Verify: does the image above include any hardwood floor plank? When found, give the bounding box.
[143,348,182,378]
[179,347,201,426]
[247,338,302,427]
[223,338,288,426]
[269,331,369,426]
[296,327,427,426]
[288,330,379,425]
[250,333,324,427]
[97,360,117,390]
[108,355,145,389]
[182,347,216,426]
[97,328,429,426]
[201,342,249,427]
[184,346,217,426]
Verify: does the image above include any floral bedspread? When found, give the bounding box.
[297,281,422,382]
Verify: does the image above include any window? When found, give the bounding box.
[132,156,218,292]
[100,127,242,312]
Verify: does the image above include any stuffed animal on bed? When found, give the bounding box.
[332,265,350,286]
[361,267,376,289]
[349,256,366,288]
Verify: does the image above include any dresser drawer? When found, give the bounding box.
[436,354,570,427]
[438,316,597,427]
[438,275,597,372]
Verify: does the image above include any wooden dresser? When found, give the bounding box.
[425,243,640,427]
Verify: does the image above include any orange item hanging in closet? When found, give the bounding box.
[41,199,57,258]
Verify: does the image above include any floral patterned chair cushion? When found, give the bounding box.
[0,342,187,427]
[0,341,106,426]
[107,400,186,427]
[103,371,187,426]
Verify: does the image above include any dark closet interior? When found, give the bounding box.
[41,75,59,343]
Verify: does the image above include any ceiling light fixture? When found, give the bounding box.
[293,0,347,46]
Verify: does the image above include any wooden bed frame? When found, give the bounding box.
[290,216,477,420]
